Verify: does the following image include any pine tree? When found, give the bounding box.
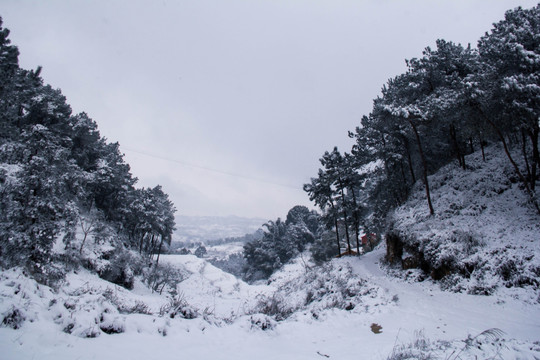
[478,5,540,193]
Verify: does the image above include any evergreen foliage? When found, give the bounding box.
[305,4,540,258]
[0,18,176,285]
[243,206,321,281]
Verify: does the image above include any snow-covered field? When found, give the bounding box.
[1,247,539,359]
[205,242,245,259]
[174,215,264,243]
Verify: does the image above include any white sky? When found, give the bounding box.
[2,0,537,219]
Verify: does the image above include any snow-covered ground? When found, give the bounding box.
[391,145,540,294]
[158,254,271,318]
[174,215,264,243]
[205,242,245,259]
[351,248,540,358]
[1,248,539,359]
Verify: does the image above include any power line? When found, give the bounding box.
[120,145,305,192]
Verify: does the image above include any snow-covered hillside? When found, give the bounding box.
[173,215,265,243]
[2,148,540,359]
[389,145,540,295]
[2,247,540,359]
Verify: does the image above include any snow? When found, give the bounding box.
[158,254,270,318]
[0,163,21,179]
[173,215,264,243]
[352,247,540,343]
[390,145,540,294]
[2,145,540,359]
[205,242,245,258]
[2,247,540,359]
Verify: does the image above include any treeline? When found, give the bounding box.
[0,18,176,284]
[243,206,322,281]
[204,229,265,246]
[305,5,539,255]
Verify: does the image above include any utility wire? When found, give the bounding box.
[120,145,305,192]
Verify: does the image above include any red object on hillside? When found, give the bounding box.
[361,233,377,246]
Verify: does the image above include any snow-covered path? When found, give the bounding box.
[348,247,540,344]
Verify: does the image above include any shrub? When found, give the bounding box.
[249,314,276,331]
[31,260,66,288]
[159,294,198,319]
[253,294,293,321]
[98,312,125,334]
[194,246,207,258]
[311,233,337,265]
[143,263,185,295]
[1,306,25,330]
[98,250,144,289]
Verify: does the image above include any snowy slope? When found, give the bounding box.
[158,254,271,318]
[390,145,540,294]
[2,146,540,359]
[2,250,540,359]
[174,215,265,243]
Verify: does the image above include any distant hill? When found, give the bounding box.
[173,215,266,244]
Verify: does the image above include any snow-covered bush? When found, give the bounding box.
[251,258,390,321]
[48,285,128,337]
[143,262,186,295]
[194,245,207,258]
[387,330,435,360]
[102,287,153,315]
[310,231,338,264]
[0,268,143,338]
[98,250,144,290]
[253,293,293,321]
[209,252,246,277]
[159,294,199,319]
[31,260,67,287]
[1,306,25,330]
[243,207,322,281]
[385,328,526,360]
[249,314,276,331]
[294,262,384,312]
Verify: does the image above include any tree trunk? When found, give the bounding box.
[403,137,416,183]
[480,111,540,214]
[156,235,164,266]
[350,188,361,256]
[79,232,88,255]
[528,127,539,191]
[330,201,341,257]
[479,135,486,162]
[400,162,407,187]
[522,129,532,185]
[409,119,435,215]
[149,233,156,257]
[450,124,463,169]
[79,217,93,255]
[139,231,146,254]
[338,180,352,254]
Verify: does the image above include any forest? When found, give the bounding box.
[240,4,539,282]
[0,17,176,288]
[306,3,539,230]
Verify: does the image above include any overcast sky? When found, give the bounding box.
[2,0,537,220]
